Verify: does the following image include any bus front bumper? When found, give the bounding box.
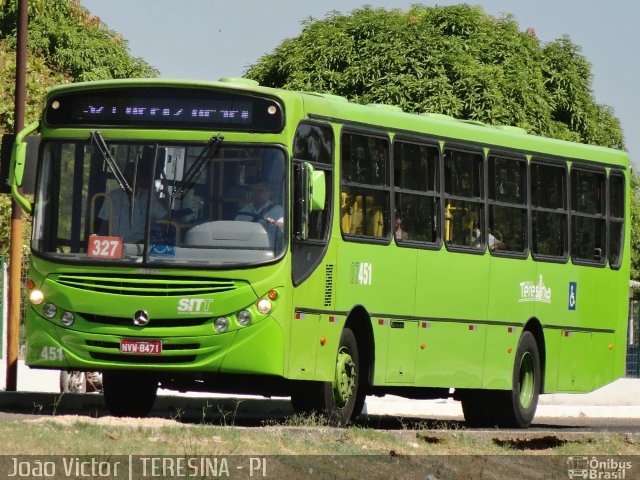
[25,311,285,376]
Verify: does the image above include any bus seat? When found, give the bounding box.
[351,195,364,234]
[372,208,384,237]
[341,192,353,233]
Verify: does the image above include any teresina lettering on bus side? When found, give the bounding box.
[519,275,552,304]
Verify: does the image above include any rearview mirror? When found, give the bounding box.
[293,161,326,241]
[4,121,40,213]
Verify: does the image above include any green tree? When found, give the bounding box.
[246,5,623,149]
[0,0,157,87]
[0,0,158,255]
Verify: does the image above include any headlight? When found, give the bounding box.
[237,310,252,326]
[256,298,272,315]
[29,289,44,305]
[42,303,57,318]
[214,316,229,333]
[60,311,75,326]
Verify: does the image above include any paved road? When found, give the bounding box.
[2,361,640,431]
[0,391,639,433]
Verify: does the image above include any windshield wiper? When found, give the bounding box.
[167,134,223,227]
[91,131,132,195]
[173,134,224,201]
[91,131,138,228]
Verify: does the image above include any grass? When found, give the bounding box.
[0,414,636,479]
[0,414,637,457]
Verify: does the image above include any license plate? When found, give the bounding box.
[120,339,162,355]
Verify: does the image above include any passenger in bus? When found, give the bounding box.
[471,223,482,248]
[235,181,284,228]
[394,210,409,241]
[96,157,168,243]
[488,230,505,250]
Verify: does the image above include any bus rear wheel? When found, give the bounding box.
[461,331,540,428]
[460,390,494,427]
[103,371,158,417]
[496,331,541,428]
[290,327,365,425]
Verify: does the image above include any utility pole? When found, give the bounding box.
[6,0,28,391]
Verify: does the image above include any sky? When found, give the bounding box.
[80,0,640,165]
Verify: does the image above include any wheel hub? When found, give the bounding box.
[519,351,535,408]
[333,347,356,408]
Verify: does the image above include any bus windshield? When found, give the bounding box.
[32,139,287,266]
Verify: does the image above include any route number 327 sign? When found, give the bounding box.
[87,235,123,259]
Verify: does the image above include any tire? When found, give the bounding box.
[103,371,158,417]
[495,331,541,428]
[60,371,86,393]
[461,331,541,429]
[290,327,365,425]
[460,390,494,428]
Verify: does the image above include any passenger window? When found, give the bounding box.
[488,155,527,255]
[609,172,625,269]
[571,168,606,265]
[342,133,388,187]
[444,148,484,250]
[393,141,439,244]
[341,133,390,239]
[531,161,568,259]
[293,123,333,165]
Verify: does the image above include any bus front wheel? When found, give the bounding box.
[291,327,365,425]
[103,371,158,417]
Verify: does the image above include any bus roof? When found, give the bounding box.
[45,78,630,169]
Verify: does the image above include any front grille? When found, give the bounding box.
[81,313,210,328]
[54,274,237,296]
[90,352,196,364]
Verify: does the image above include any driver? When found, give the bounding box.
[235,181,283,228]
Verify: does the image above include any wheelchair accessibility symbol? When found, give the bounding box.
[150,244,176,257]
[568,282,577,311]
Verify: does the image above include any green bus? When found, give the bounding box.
[7,78,629,427]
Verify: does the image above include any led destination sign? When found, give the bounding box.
[45,87,284,132]
[81,103,250,122]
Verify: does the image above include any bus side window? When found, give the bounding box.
[340,132,390,240]
[571,167,606,265]
[393,140,439,245]
[488,155,527,255]
[443,148,484,251]
[608,172,625,269]
[531,161,568,259]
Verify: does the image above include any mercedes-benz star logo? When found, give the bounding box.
[133,310,150,326]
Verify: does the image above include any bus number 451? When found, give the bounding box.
[40,346,63,362]
[351,262,373,286]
